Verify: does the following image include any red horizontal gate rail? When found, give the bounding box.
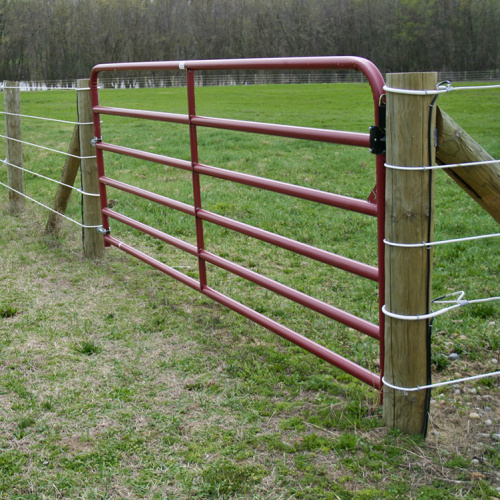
[89,56,386,390]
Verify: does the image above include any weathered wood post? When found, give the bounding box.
[436,108,500,224]
[45,125,80,235]
[4,81,24,213]
[383,72,437,435]
[77,78,104,259]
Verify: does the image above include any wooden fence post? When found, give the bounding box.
[77,78,104,259]
[383,72,437,435]
[4,81,24,213]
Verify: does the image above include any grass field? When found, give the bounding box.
[0,81,498,499]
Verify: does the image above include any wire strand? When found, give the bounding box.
[384,233,500,248]
[0,158,100,197]
[0,181,101,228]
[1,85,96,91]
[382,294,500,321]
[382,371,500,393]
[383,83,500,95]
[0,134,96,159]
[385,159,499,171]
[0,111,92,126]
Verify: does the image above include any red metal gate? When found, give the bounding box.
[89,57,386,390]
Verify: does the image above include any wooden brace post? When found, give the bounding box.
[436,108,500,224]
[45,125,80,235]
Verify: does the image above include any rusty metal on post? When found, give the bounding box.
[4,81,24,213]
[78,78,104,259]
[383,72,437,435]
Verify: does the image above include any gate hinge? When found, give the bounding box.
[369,126,385,155]
[90,136,102,147]
[370,100,386,155]
[96,226,110,235]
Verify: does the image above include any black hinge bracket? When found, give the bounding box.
[370,101,386,155]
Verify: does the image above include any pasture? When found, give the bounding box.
[0,82,498,498]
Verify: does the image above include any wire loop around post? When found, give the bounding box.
[382,293,500,321]
[383,83,500,96]
[382,371,500,393]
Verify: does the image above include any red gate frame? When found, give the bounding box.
[89,56,386,390]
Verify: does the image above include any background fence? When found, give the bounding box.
[0,80,101,242]
[1,69,499,91]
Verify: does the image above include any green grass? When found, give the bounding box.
[0,81,498,498]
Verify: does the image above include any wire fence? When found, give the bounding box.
[1,69,499,91]
[0,76,498,393]
[380,81,500,393]
[0,85,99,229]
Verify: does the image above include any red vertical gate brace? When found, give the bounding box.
[187,69,207,290]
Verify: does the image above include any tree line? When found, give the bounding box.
[0,0,498,82]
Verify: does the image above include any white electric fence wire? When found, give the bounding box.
[384,233,500,248]
[383,83,500,95]
[382,292,500,321]
[0,111,93,126]
[2,86,95,91]
[385,159,500,171]
[382,371,500,394]
[383,82,499,322]
[0,134,96,159]
[0,181,100,228]
[1,158,100,197]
